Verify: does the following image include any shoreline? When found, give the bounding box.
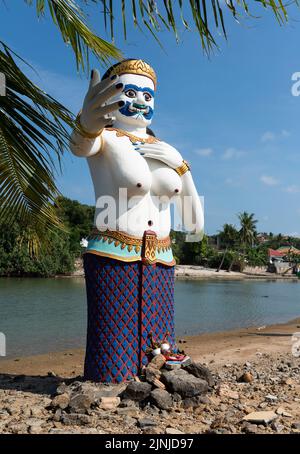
[1,265,299,281]
[1,316,300,377]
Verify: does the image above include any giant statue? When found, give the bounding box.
[70,59,204,383]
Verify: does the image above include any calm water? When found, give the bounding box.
[0,277,299,358]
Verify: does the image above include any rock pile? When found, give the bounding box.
[49,356,214,423]
[1,352,300,434]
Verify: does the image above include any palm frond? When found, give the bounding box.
[25,0,122,72]
[99,0,295,53]
[0,43,73,229]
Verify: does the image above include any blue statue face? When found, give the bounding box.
[110,74,155,128]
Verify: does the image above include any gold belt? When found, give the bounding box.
[89,229,172,265]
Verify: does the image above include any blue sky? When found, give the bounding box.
[2,1,300,235]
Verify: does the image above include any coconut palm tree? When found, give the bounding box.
[0,1,296,229]
[216,223,238,272]
[238,211,258,252]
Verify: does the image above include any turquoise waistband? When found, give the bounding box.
[84,230,175,266]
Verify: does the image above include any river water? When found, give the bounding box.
[0,277,299,357]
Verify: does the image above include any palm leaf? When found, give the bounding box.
[99,0,293,53]
[0,43,73,229]
[25,0,122,72]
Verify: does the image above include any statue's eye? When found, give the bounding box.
[144,92,152,102]
[125,89,136,98]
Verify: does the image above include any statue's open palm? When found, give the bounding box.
[79,69,124,135]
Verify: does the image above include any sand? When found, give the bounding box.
[1,317,300,378]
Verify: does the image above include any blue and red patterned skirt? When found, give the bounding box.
[83,253,175,383]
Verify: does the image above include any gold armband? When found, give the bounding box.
[175,160,190,176]
[75,112,103,139]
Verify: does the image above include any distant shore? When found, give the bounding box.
[69,264,299,281]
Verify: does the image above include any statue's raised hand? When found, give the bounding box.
[137,141,183,169]
[79,69,124,135]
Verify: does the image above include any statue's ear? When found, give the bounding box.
[146,127,155,137]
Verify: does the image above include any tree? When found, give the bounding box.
[238,211,258,251]
[216,223,238,272]
[0,1,297,229]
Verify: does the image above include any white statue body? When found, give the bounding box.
[70,63,204,241]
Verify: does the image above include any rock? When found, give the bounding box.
[152,378,166,390]
[150,389,173,410]
[182,396,205,409]
[162,369,208,398]
[51,393,70,410]
[47,371,56,377]
[116,407,140,417]
[143,427,164,434]
[265,394,278,402]
[184,362,215,387]
[122,382,152,401]
[53,409,62,422]
[98,397,120,410]
[61,413,92,426]
[145,366,161,384]
[119,399,137,408]
[138,418,157,428]
[150,354,166,369]
[243,411,277,425]
[242,422,258,434]
[165,428,185,434]
[271,422,284,432]
[239,372,254,383]
[276,407,292,417]
[124,416,137,427]
[164,363,182,370]
[56,382,68,395]
[292,422,300,430]
[68,393,94,413]
[217,384,239,400]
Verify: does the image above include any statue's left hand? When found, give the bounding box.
[137,141,183,169]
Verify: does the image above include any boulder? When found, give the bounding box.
[50,393,70,410]
[184,362,215,387]
[150,389,173,410]
[161,369,208,398]
[122,382,152,401]
[68,393,94,413]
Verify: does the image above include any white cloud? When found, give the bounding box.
[222,147,246,160]
[261,131,276,143]
[195,148,213,157]
[260,175,279,186]
[261,130,291,143]
[281,129,291,138]
[285,185,300,194]
[225,177,241,187]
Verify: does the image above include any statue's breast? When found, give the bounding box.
[147,158,182,198]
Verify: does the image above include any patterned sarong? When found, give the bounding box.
[83,253,175,383]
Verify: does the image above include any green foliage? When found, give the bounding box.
[0,195,94,277]
[0,217,75,277]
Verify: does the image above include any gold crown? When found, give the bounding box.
[108,60,157,90]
